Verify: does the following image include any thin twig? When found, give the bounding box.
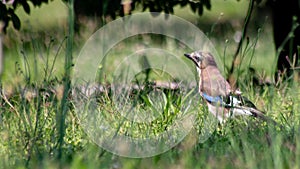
[1,89,20,118]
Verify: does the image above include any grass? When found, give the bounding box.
[1,0,300,169]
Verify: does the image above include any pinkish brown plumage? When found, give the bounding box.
[184,51,278,124]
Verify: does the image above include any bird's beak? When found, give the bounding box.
[184,53,200,68]
[184,53,193,61]
[184,53,190,57]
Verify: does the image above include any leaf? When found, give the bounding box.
[180,0,188,7]
[22,1,31,14]
[0,3,7,13]
[11,12,21,30]
[203,0,211,10]
[190,3,197,13]
[197,4,203,15]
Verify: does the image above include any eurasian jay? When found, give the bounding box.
[184,51,273,124]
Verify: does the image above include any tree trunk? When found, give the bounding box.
[0,21,4,77]
[271,0,300,81]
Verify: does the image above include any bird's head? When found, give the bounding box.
[184,51,217,69]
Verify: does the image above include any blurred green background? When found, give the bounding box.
[1,0,275,86]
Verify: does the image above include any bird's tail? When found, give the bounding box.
[236,106,283,130]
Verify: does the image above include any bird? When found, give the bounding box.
[184,51,277,124]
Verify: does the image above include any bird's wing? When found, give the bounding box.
[201,92,254,117]
[202,92,260,115]
[225,94,282,128]
[201,92,224,104]
[201,65,231,97]
[201,92,248,108]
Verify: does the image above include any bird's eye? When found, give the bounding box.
[195,53,202,62]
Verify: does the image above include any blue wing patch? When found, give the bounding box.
[202,93,224,104]
[202,92,256,109]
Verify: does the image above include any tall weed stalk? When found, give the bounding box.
[57,0,74,162]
